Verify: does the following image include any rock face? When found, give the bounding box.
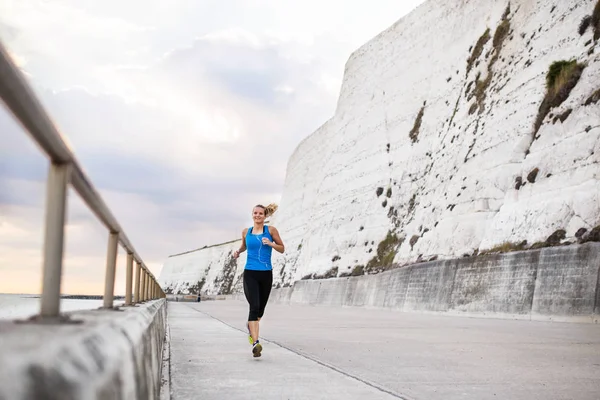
[159,0,600,296]
[160,240,246,296]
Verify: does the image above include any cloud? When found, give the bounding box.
[21,29,336,186]
[165,30,315,107]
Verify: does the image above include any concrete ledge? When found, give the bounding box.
[0,299,167,399]
[227,243,600,323]
[160,315,171,400]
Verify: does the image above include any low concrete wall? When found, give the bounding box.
[259,243,600,323]
[166,294,200,302]
[165,294,227,302]
[0,299,167,399]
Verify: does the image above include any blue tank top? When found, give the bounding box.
[244,225,273,271]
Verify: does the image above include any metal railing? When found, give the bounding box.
[0,39,165,320]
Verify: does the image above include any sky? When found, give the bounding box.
[0,0,426,295]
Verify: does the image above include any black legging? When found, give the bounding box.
[243,269,273,321]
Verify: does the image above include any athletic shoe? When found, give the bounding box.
[246,322,253,344]
[252,341,262,357]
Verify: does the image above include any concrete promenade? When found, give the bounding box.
[166,300,600,400]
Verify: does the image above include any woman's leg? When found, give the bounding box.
[243,271,261,342]
[257,271,273,320]
[249,272,272,357]
[250,271,272,345]
[242,272,254,343]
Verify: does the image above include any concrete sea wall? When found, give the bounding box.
[234,244,600,323]
[0,299,167,399]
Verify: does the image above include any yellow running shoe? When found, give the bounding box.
[246,322,253,344]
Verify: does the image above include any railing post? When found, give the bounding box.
[134,261,141,303]
[142,270,147,302]
[39,162,71,318]
[103,232,119,309]
[125,252,133,305]
[147,273,152,300]
[145,271,150,301]
[139,270,144,302]
[149,276,153,300]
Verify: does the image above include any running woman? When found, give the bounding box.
[233,204,285,357]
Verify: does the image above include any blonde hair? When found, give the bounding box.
[254,203,278,218]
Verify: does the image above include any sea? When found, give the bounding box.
[0,293,122,320]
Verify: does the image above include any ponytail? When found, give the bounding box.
[254,203,278,218]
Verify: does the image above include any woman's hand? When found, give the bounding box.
[264,227,285,254]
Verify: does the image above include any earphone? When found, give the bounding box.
[255,234,270,267]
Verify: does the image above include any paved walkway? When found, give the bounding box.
[166,301,600,400]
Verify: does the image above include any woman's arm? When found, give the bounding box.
[265,226,285,254]
[233,228,248,259]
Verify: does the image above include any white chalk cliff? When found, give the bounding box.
[159,0,600,296]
